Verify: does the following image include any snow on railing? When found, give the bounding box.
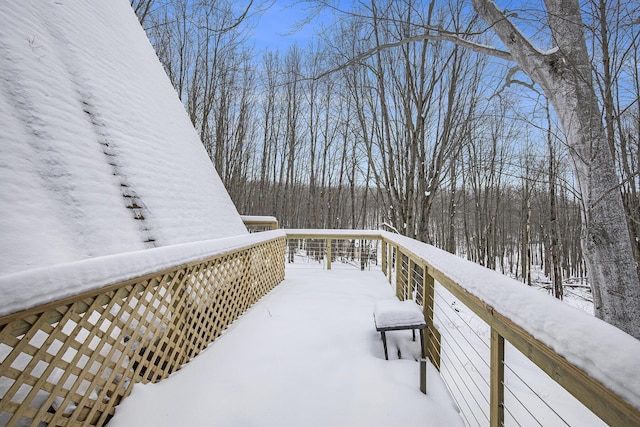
[1,227,639,426]
[0,231,285,426]
[241,215,279,232]
[284,230,640,427]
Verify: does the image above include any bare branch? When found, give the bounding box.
[314,29,511,80]
[490,66,542,100]
[471,0,549,82]
[196,0,254,34]
[130,0,155,26]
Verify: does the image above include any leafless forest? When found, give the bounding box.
[130,0,640,295]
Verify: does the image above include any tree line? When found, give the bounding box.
[130,0,640,334]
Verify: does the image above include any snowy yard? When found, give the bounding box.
[109,265,464,427]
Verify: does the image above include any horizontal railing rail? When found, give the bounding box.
[0,232,285,426]
[283,230,640,426]
[285,230,382,271]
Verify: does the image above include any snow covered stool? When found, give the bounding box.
[373,299,427,360]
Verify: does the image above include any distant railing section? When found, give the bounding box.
[0,235,285,426]
[284,230,381,271]
[241,215,278,233]
[285,230,640,427]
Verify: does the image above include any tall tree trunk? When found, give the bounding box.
[547,103,563,299]
[446,158,457,254]
[473,0,640,337]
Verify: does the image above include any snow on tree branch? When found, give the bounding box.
[471,0,551,83]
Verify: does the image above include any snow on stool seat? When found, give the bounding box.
[373,299,427,360]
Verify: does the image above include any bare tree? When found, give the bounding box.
[306,0,640,337]
[130,0,158,27]
[140,0,639,336]
[471,0,640,337]
[545,101,563,299]
[283,45,303,228]
[587,0,640,275]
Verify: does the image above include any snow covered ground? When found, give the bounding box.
[109,266,464,427]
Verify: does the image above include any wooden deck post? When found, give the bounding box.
[490,327,505,427]
[423,268,440,369]
[326,239,332,270]
[388,246,394,285]
[423,267,434,326]
[395,250,404,300]
[381,240,387,277]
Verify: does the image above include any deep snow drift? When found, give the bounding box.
[0,0,246,276]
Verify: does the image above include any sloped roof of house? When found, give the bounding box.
[0,0,247,275]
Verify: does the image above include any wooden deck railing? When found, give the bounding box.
[0,233,285,426]
[284,230,640,426]
[1,227,639,426]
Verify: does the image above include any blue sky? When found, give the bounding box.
[248,1,327,52]
[247,0,554,53]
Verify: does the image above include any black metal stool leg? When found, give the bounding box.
[381,331,388,360]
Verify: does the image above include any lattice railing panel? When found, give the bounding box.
[0,236,285,426]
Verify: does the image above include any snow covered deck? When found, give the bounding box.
[108,265,464,426]
[2,232,639,426]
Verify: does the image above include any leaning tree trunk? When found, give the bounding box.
[472,0,640,338]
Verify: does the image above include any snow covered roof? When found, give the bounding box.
[0,1,247,276]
